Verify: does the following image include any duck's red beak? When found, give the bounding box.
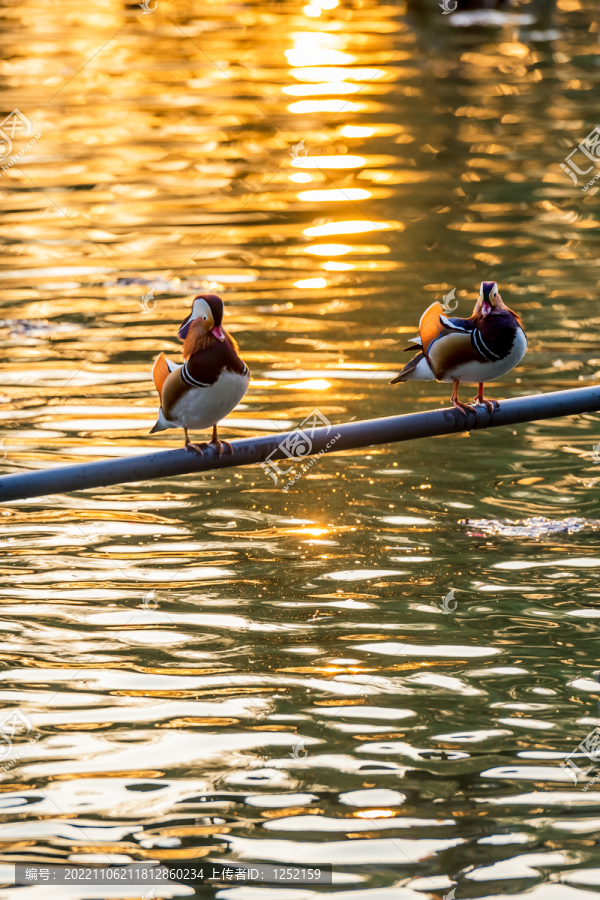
[481,300,492,317]
[211,326,225,341]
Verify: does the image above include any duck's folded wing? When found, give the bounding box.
[161,366,191,422]
[418,304,476,353]
[152,353,181,400]
[427,331,482,378]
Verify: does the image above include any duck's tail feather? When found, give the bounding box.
[403,334,422,351]
[390,351,434,384]
[150,407,173,433]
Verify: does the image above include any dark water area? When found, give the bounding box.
[1,0,600,897]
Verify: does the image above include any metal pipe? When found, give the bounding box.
[0,385,598,503]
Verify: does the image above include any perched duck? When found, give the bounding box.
[150,293,249,454]
[390,281,527,414]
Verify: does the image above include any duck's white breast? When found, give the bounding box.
[170,368,249,431]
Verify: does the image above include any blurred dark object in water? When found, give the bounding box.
[406,0,553,27]
[454,0,513,7]
[0,318,78,338]
[406,0,514,9]
[461,516,598,538]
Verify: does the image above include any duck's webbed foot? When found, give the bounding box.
[451,380,476,416]
[473,383,500,414]
[452,398,476,415]
[210,425,233,456]
[474,397,500,414]
[185,442,207,454]
[210,439,233,456]
[183,428,208,455]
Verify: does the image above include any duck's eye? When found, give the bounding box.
[203,316,207,320]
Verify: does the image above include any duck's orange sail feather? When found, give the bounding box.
[419,301,446,353]
[152,352,170,400]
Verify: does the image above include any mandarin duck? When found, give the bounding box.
[390,281,527,414]
[150,293,249,454]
